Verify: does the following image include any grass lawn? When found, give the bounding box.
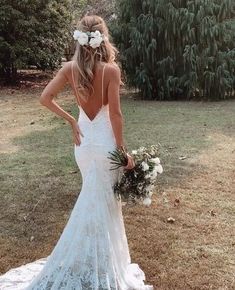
[0,85,235,290]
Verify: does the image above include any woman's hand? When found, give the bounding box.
[70,119,84,146]
[124,153,135,170]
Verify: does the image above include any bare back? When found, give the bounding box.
[70,60,108,122]
[40,59,123,147]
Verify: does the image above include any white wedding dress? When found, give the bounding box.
[0,62,153,290]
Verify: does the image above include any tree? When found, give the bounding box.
[0,0,72,83]
[112,0,235,100]
[71,0,116,20]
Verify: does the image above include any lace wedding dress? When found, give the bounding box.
[0,62,153,290]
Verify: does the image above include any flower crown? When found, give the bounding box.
[73,30,105,48]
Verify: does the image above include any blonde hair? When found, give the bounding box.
[72,15,119,101]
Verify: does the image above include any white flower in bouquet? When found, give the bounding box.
[143,197,152,206]
[150,169,158,180]
[148,191,154,197]
[150,157,161,165]
[145,173,151,179]
[141,161,149,171]
[155,164,163,174]
[138,146,146,153]
[146,184,154,192]
[108,144,163,206]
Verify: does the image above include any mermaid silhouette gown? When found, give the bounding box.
[0,62,153,290]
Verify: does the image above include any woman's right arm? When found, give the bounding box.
[107,65,135,170]
[107,65,125,149]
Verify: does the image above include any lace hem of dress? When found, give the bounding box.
[0,258,154,290]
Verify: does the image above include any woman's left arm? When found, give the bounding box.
[40,62,75,124]
[40,62,84,145]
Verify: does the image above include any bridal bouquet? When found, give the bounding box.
[108,145,163,206]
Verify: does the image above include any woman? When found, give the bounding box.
[1,15,153,290]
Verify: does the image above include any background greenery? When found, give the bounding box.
[0,0,71,82]
[0,0,234,100]
[111,0,235,100]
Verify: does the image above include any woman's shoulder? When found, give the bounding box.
[60,60,75,72]
[104,63,121,79]
[58,60,79,81]
[105,62,120,72]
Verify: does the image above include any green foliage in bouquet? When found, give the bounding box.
[107,147,128,170]
[112,0,235,100]
[108,145,163,206]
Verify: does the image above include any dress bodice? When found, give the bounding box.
[77,103,116,147]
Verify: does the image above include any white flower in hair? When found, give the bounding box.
[73,30,89,45]
[91,30,102,38]
[73,30,81,40]
[73,29,104,48]
[89,30,104,48]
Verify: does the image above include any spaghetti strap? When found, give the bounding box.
[101,63,106,107]
[71,61,81,107]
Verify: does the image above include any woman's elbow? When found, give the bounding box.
[110,111,123,121]
[39,94,50,106]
